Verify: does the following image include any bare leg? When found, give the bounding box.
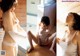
[15,44,18,56]
[49,33,56,54]
[27,31,38,53]
[49,32,56,43]
[50,39,56,54]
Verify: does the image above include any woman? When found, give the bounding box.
[27,16,56,56]
[57,12,80,56]
[0,0,26,56]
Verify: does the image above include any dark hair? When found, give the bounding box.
[0,0,15,12]
[41,16,50,26]
[69,12,80,30]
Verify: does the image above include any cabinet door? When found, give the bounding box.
[27,0,40,15]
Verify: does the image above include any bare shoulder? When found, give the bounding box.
[77,31,80,35]
[76,31,80,40]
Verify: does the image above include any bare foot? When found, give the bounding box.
[27,47,34,53]
[50,48,55,55]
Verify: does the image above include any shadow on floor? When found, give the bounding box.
[27,45,55,56]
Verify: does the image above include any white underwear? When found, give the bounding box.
[3,41,17,47]
[3,41,18,56]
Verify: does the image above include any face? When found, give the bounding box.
[39,22,48,30]
[66,13,74,28]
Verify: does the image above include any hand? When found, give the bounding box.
[56,38,60,44]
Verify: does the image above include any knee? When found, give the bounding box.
[28,31,31,35]
[27,31,32,38]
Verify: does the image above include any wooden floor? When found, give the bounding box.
[26,45,55,56]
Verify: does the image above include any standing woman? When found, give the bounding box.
[57,12,80,56]
[0,0,26,56]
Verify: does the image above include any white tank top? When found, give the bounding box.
[59,31,77,56]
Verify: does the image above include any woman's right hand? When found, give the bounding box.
[56,38,60,44]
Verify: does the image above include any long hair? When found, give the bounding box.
[0,0,15,12]
[69,12,80,30]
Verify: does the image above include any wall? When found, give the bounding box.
[44,1,56,52]
[44,2,56,33]
[15,0,26,27]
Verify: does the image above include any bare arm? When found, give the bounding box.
[17,24,27,36]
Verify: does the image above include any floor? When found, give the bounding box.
[24,15,55,56]
[26,45,55,56]
[18,14,53,56]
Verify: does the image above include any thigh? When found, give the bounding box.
[28,31,38,44]
[14,44,18,56]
